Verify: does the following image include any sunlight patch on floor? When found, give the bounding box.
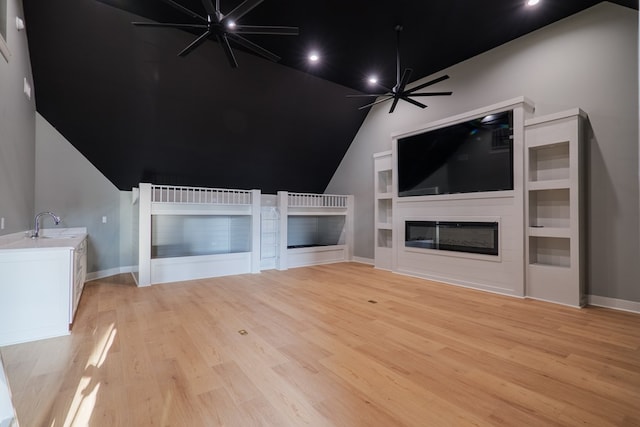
[62,323,117,427]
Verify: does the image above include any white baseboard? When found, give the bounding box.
[587,295,640,314]
[351,256,374,265]
[86,265,135,282]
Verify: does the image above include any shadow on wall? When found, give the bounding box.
[585,120,614,297]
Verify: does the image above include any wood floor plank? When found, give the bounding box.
[1,263,639,426]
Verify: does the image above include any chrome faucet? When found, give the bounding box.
[32,211,61,238]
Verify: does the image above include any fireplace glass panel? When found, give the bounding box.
[405,221,499,256]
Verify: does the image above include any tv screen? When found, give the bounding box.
[397,110,513,197]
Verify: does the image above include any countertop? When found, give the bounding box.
[0,228,87,251]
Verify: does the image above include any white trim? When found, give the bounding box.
[526,295,582,309]
[352,256,374,265]
[525,108,587,127]
[151,252,252,284]
[587,295,640,314]
[86,265,134,282]
[396,190,515,203]
[373,150,392,159]
[391,96,535,140]
[394,268,521,298]
[285,245,348,269]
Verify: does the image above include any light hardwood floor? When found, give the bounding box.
[1,263,639,426]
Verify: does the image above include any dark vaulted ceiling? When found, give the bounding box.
[22,0,637,193]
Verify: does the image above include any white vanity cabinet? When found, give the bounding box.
[71,237,87,322]
[0,228,88,346]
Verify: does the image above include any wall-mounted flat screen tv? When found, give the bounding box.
[397,110,513,197]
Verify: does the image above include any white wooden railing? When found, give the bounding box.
[287,192,348,208]
[151,185,253,205]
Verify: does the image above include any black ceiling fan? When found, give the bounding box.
[349,25,452,113]
[132,0,298,67]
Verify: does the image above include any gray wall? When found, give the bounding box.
[0,1,132,275]
[35,114,125,273]
[0,0,34,235]
[325,3,639,302]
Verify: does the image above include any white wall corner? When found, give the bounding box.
[352,256,374,265]
[86,266,135,282]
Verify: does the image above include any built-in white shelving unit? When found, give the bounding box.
[374,151,393,270]
[524,109,586,307]
[137,183,261,286]
[277,191,354,270]
[260,204,279,270]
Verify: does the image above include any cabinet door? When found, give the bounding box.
[71,238,87,322]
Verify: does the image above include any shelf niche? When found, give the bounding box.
[377,169,392,194]
[374,150,393,270]
[529,141,570,182]
[528,189,570,228]
[377,198,392,224]
[529,236,570,268]
[377,229,393,249]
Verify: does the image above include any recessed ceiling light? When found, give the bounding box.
[227,21,236,29]
[368,75,378,85]
[308,52,319,62]
[526,0,540,6]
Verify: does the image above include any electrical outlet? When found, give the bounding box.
[102,216,107,224]
[0,217,4,230]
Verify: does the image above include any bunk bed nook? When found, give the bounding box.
[136,184,261,286]
[277,192,354,270]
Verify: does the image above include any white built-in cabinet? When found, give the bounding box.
[374,151,393,270]
[524,109,586,307]
[372,99,586,308]
[277,192,354,270]
[136,184,261,286]
[71,237,88,321]
[0,232,87,346]
[260,205,279,270]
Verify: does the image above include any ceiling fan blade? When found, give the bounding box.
[407,91,453,97]
[200,0,216,16]
[132,22,208,29]
[346,93,389,98]
[401,95,427,109]
[396,68,413,94]
[358,96,394,110]
[405,75,450,94]
[178,30,211,57]
[232,25,299,36]
[159,0,206,21]
[224,0,264,23]
[219,33,239,68]
[389,96,401,113]
[228,33,280,62]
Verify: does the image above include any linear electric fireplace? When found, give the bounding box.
[405,221,499,256]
